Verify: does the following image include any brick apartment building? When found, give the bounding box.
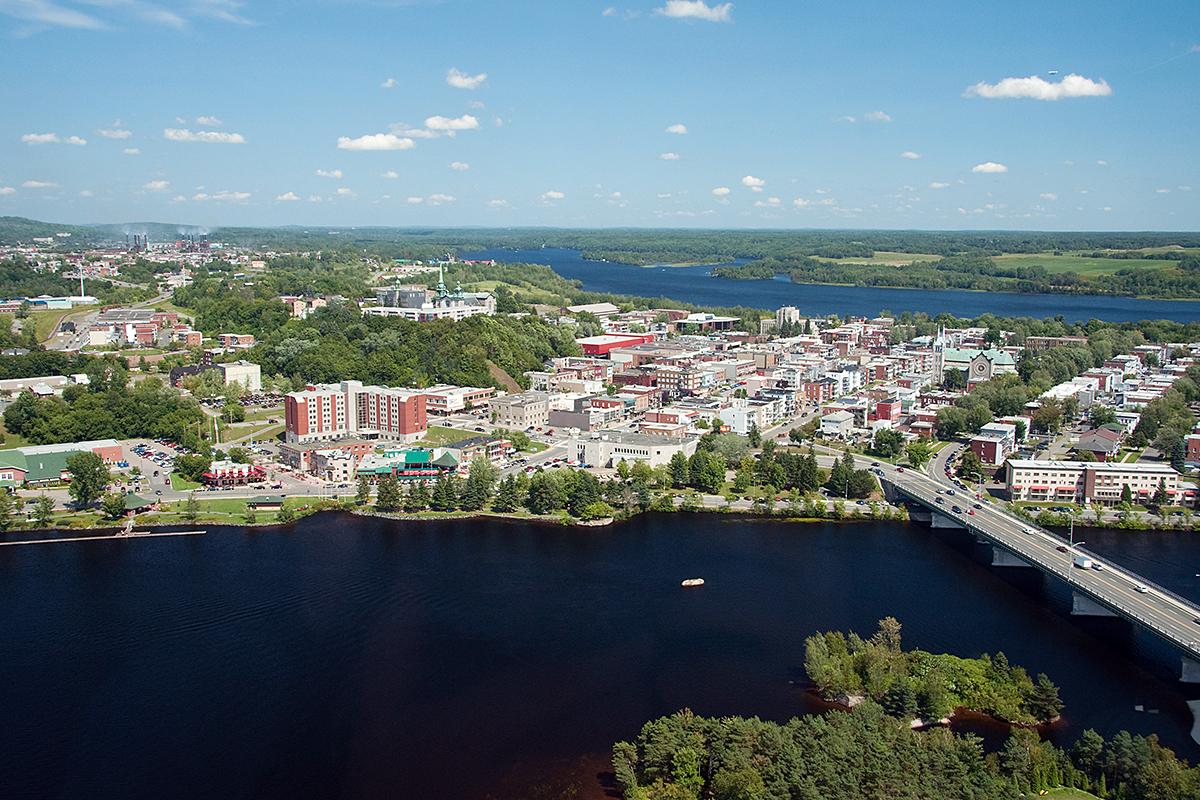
[284,380,427,444]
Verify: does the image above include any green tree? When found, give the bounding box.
[100,491,127,521]
[957,449,985,481]
[0,491,14,531]
[668,451,690,488]
[376,475,402,512]
[355,475,371,506]
[872,428,904,458]
[492,474,520,512]
[430,475,460,511]
[747,422,761,448]
[459,456,498,511]
[183,491,200,522]
[526,470,567,514]
[1024,672,1063,722]
[405,479,431,512]
[32,494,54,528]
[66,451,109,508]
[904,439,934,468]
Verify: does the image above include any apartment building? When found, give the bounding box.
[1005,459,1193,507]
[284,380,427,444]
[420,384,494,415]
[491,391,551,430]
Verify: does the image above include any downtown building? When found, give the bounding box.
[284,380,427,444]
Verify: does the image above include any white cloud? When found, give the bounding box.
[123,147,140,155]
[1096,159,1109,166]
[425,114,479,131]
[1155,187,1171,194]
[1103,206,1113,213]
[446,68,487,90]
[406,196,424,205]
[337,133,415,151]
[864,110,892,123]
[540,190,565,201]
[741,175,766,192]
[164,128,245,144]
[665,123,688,135]
[195,115,223,127]
[315,169,343,178]
[143,179,170,191]
[382,170,399,179]
[335,187,356,197]
[655,1,732,22]
[64,135,86,145]
[1180,185,1193,192]
[0,1,103,29]
[793,197,836,208]
[275,191,301,201]
[203,190,250,202]
[837,115,856,123]
[754,196,782,208]
[711,186,731,197]
[21,132,60,144]
[659,152,680,160]
[449,161,470,171]
[963,73,1112,101]
[0,186,15,195]
[928,182,950,189]
[381,77,397,89]
[900,151,921,160]
[1039,192,1058,200]
[428,193,456,205]
[97,127,131,139]
[78,189,93,197]
[487,199,509,208]
[972,161,1008,174]
[22,180,57,188]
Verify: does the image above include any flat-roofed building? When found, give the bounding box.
[1005,459,1192,507]
[571,431,699,469]
[284,381,427,444]
[491,391,551,430]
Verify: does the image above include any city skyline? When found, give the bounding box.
[1,0,1198,230]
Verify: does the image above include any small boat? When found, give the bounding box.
[681,578,705,588]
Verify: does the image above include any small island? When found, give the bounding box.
[804,617,1063,726]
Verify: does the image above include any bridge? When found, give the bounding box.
[874,459,1200,682]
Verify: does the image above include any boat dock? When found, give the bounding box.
[0,530,207,547]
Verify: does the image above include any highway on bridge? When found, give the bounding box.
[874,457,1200,669]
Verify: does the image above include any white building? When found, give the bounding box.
[216,360,262,393]
[572,431,699,469]
[820,410,855,438]
[1005,459,1193,507]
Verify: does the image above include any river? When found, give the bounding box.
[463,247,1200,323]
[2,514,1199,799]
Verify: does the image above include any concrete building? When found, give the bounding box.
[969,422,1017,466]
[284,381,427,444]
[365,269,495,322]
[491,391,551,430]
[571,431,699,469]
[820,410,855,438]
[1005,459,1193,507]
[216,360,262,393]
[420,384,494,415]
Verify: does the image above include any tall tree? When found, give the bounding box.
[66,451,109,509]
[376,475,402,512]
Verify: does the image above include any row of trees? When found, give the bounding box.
[613,703,1199,800]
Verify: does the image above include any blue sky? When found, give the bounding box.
[0,0,1197,230]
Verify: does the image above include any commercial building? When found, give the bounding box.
[490,391,551,430]
[576,333,656,357]
[0,439,123,487]
[571,431,699,469]
[1005,459,1193,507]
[201,460,267,487]
[284,381,427,444]
[969,422,1018,466]
[420,384,494,415]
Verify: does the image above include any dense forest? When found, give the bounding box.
[613,704,1200,800]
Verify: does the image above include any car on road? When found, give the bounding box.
[896,467,905,473]
[951,505,962,514]
[1056,545,1069,553]
[1134,584,1149,594]
[1023,527,1035,535]
[935,497,944,504]
[871,461,880,467]
[967,509,976,516]
[1091,562,1105,571]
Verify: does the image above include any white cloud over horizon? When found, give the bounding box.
[446,68,487,90]
[660,152,680,160]
[972,161,1009,174]
[900,151,921,160]
[964,73,1112,101]
[337,133,416,151]
[665,123,688,135]
[164,128,245,144]
[655,1,732,22]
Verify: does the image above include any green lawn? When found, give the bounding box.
[994,253,1173,275]
[26,309,71,341]
[170,473,202,491]
[813,251,942,266]
[240,406,284,423]
[420,425,479,447]
[1043,788,1101,800]
[0,420,34,449]
[223,422,283,444]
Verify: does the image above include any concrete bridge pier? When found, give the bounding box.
[907,506,932,525]
[1071,591,1119,617]
[990,547,1033,568]
[930,512,966,530]
[1182,657,1200,684]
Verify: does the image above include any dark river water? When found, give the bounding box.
[3,514,1200,799]
[464,247,1200,323]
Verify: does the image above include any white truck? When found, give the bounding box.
[1073,555,1094,570]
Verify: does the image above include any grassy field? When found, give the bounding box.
[419,425,478,447]
[464,279,566,305]
[994,253,1173,274]
[26,309,72,341]
[1043,788,1101,800]
[0,419,34,449]
[813,251,942,266]
[170,473,202,491]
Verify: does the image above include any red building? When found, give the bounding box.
[576,333,655,357]
[285,380,427,444]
